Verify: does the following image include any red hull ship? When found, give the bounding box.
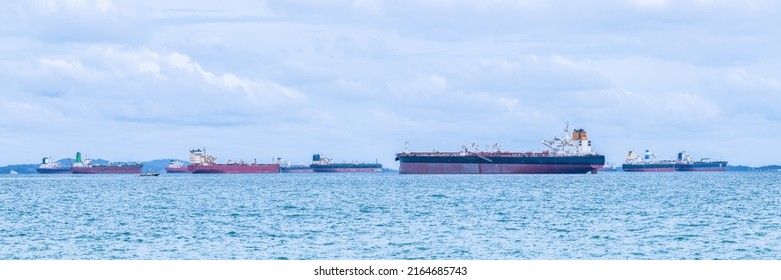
[69,152,143,174]
[395,125,604,174]
[186,149,279,174]
[71,165,144,174]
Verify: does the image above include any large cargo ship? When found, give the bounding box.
[69,152,143,174]
[622,150,676,172]
[310,154,382,173]
[276,158,314,173]
[281,165,315,173]
[186,149,279,174]
[597,162,620,172]
[35,157,71,174]
[395,125,605,174]
[675,151,728,171]
[164,160,189,173]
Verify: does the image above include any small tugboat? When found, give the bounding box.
[140,172,160,177]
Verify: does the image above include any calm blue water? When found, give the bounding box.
[1,172,779,259]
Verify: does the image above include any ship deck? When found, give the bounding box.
[396,151,600,158]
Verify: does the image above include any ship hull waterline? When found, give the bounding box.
[399,163,601,174]
[622,164,676,172]
[36,168,72,174]
[281,168,314,173]
[396,154,604,174]
[187,164,280,174]
[311,168,381,173]
[675,162,728,172]
[165,167,189,173]
[71,166,143,174]
[676,167,727,172]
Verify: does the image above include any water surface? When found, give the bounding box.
[1,172,779,259]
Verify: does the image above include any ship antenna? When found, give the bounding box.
[404,141,409,153]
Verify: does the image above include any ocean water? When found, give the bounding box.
[0,172,779,260]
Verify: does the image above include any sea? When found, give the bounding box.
[1,172,779,260]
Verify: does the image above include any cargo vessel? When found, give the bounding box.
[280,165,314,173]
[276,158,314,173]
[164,160,189,173]
[186,149,279,173]
[310,154,382,173]
[69,152,143,174]
[395,125,605,174]
[675,151,727,171]
[597,162,620,172]
[35,157,71,174]
[622,150,675,172]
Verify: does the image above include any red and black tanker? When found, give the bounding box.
[395,125,605,174]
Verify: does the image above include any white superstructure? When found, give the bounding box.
[541,124,594,155]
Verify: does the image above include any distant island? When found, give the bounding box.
[726,165,781,172]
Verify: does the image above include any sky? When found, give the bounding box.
[1,0,780,167]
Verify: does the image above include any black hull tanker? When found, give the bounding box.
[310,154,382,173]
[621,150,675,172]
[622,163,676,172]
[395,125,604,174]
[675,151,727,171]
[35,157,71,174]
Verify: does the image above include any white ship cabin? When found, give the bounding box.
[541,126,593,155]
[189,149,216,165]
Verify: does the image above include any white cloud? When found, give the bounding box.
[0,97,64,125]
[37,0,116,13]
[7,46,309,128]
[725,68,781,91]
[1,0,781,166]
[37,57,86,73]
[632,0,667,8]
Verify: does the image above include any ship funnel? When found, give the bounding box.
[313,154,321,162]
[572,129,588,141]
[75,152,82,163]
[42,157,48,164]
[644,150,650,160]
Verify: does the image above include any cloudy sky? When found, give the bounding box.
[1,0,780,167]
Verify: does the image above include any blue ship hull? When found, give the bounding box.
[675,161,728,171]
[622,163,676,172]
[36,168,71,174]
[310,163,382,173]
